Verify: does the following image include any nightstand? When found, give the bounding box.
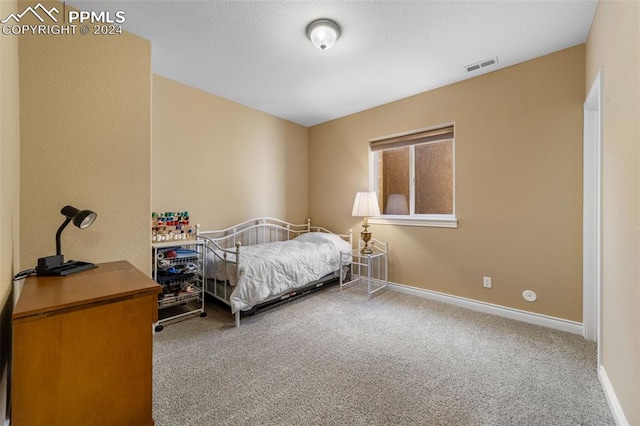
[339,239,388,297]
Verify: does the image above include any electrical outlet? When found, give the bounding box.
[483,276,492,288]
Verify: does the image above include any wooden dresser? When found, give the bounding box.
[11,260,162,426]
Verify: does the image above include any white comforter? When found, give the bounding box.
[207,232,351,313]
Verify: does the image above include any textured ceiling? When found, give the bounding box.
[69,1,598,127]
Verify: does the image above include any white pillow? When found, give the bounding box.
[294,231,327,243]
[295,232,352,252]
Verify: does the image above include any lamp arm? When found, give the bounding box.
[55,218,72,256]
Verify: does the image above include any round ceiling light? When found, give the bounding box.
[306,19,340,51]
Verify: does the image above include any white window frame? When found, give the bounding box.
[368,125,458,228]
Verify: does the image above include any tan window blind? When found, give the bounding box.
[370,125,454,152]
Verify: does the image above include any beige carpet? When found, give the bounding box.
[152,283,614,425]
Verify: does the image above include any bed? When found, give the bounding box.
[197,217,352,326]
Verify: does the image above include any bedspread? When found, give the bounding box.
[207,233,351,313]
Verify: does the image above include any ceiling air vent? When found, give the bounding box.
[464,56,499,73]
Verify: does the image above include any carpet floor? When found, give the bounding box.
[152,283,614,425]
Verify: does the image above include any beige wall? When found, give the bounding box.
[19,0,152,273]
[152,75,308,230]
[586,1,640,423]
[0,0,20,422]
[310,46,585,321]
[0,0,20,301]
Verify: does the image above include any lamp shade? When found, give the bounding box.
[386,194,409,215]
[306,19,340,50]
[61,205,97,229]
[351,192,380,217]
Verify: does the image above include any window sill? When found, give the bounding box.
[368,215,458,228]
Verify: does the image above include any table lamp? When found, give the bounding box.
[351,192,380,254]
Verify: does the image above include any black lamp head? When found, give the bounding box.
[61,205,97,229]
[55,205,97,256]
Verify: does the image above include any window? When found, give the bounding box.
[369,125,457,228]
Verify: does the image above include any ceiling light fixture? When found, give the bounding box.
[306,19,340,51]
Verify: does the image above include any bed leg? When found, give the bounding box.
[235,311,240,327]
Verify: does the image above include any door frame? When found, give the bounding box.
[583,69,603,366]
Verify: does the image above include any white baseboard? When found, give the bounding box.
[386,282,583,335]
[599,366,630,425]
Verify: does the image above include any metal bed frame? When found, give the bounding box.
[197,217,352,326]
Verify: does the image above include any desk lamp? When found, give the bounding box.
[37,205,98,276]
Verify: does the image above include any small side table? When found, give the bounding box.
[340,239,388,297]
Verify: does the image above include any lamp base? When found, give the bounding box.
[37,256,97,276]
[37,255,64,272]
[360,246,373,255]
[360,231,373,255]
